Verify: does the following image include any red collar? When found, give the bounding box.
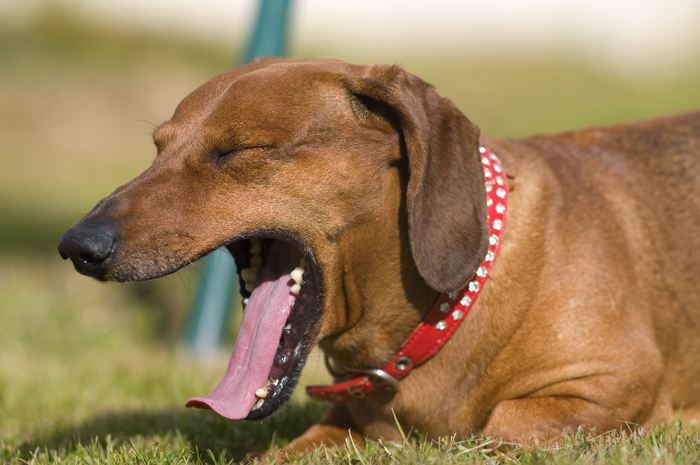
[307,146,507,402]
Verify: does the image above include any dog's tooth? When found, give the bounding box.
[255,387,269,398]
[250,255,263,267]
[250,239,262,255]
[242,298,249,307]
[245,282,255,293]
[290,267,304,285]
[300,256,306,268]
[284,323,291,331]
[241,267,258,283]
[251,398,264,411]
[291,283,301,296]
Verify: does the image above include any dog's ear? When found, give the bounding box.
[343,64,489,293]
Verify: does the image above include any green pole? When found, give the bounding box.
[184,0,294,355]
[244,0,293,62]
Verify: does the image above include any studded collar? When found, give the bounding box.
[306,146,508,402]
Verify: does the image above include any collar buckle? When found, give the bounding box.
[344,367,400,392]
[324,353,400,392]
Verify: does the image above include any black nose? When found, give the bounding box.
[58,221,117,279]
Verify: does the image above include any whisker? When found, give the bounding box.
[338,229,359,253]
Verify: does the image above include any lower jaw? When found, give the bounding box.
[244,354,307,419]
[229,237,323,419]
[249,292,321,417]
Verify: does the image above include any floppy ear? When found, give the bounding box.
[342,64,489,293]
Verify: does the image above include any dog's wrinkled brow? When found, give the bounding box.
[152,124,176,153]
[151,125,167,142]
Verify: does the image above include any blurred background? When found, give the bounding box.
[1,0,699,458]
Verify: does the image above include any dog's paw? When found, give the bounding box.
[257,425,364,462]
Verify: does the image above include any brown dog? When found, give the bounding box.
[58,57,700,451]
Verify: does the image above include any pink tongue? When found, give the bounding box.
[186,241,300,419]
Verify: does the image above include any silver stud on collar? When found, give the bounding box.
[484,168,493,178]
[479,146,486,154]
[476,266,488,278]
[460,295,472,307]
[448,291,458,300]
[482,157,491,166]
[493,164,502,173]
[493,219,503,231]
[440,302,450,313]
[394,356,411,371]
[496,203,505,214]
[495,176,504,186]
[436,320,447,331]
[485,250,494,261]
[489,234,499,246]
[485,182,493,193]
[497,188,506,199]
[468,281,479,292]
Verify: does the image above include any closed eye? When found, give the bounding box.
[212,148,244,163]
[213,145,277,164]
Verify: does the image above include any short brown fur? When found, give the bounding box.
[59,57,700,452]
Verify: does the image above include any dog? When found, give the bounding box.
[58,57,700,452]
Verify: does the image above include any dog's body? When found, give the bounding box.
[58,57,700,450]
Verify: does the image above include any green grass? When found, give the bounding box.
[5,415,700,464]
[2,6,700,464]
[0,253,330,463]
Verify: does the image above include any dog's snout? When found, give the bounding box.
[58,221,117,280]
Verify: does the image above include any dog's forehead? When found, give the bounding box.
[179,60,359,119]
[153,60,365,146]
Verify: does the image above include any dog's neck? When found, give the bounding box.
[309,146,508,401]
[316,154,438,368]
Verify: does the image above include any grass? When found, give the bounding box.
[0,253,330,463]
[5,412,700,464]
[1,5,700,464]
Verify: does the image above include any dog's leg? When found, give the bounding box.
[677,407,700,428]
[481,390,673,442]
[481,397,617,442]
[273,404,364,458]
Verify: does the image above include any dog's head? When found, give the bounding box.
[58,57,488,420]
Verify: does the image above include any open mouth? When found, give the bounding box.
[185,235,321,420]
